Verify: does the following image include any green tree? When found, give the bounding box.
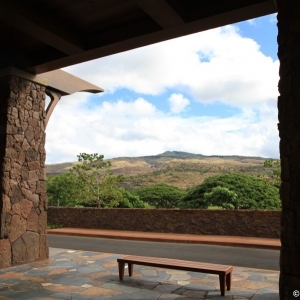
[47,153,149,208]
[134,184,186,208]
[180,173,280,210]
[204,186,238,209]
[117,188,149,208]
[46,172,85,207]
[70,153,125,208]
[262,159,281,188]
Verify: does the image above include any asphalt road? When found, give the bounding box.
[47,235,280,271]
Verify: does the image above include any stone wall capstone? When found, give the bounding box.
[48,207,281,238]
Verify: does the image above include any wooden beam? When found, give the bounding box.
[0,3,84,56]
[0,48,32,70]
[28,0,277,74]
[136,0,184,29]
[40,69,104,95]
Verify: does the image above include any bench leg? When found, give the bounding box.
[118,261,125,280]
[128,263,134,276]
[219,274,226,296]
[226,272,232,291]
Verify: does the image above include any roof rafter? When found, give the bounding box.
[0,2,84,56]
[27,0,276,74]
[136,0,184,29]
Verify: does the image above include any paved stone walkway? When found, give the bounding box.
[0,248,279,300]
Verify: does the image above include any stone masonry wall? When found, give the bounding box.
[277,0,300,297]
[48,207,281,238]
[0,75,48,268]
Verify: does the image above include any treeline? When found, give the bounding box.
[46,153,281,210]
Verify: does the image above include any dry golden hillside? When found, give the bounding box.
[46,151,273,189]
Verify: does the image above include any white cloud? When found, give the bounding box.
[247,19,256,25]
[46,97,279,163]
[102,97,156,116]
[64,24,279,107]
[168,93,190,114]
[45,22,280,163]
[269,14,277,24]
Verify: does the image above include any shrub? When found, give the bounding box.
[180,173,280,210]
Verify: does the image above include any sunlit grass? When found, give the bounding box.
[207,206,222,210]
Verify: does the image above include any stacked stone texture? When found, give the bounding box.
[48,207,281,238]
[0,75,48,268]
[277,0,300,298]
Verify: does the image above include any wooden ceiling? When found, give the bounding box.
[0,0,277,74]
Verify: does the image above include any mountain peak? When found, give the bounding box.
[157,151,204,158]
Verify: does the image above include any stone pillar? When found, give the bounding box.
[277,0,300,298]
[0,74,48,268]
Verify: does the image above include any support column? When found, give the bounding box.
[0,74,48,268]
[277,0,300,298]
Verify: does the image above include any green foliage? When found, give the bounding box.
[180,173,281,210]
[47,153,150,208]
[262,159,281,188]
[222,202,235,210]
[46,172,85,207]
[134,184,186,208]
[204,186,238,209]
[71,153,125,208]
[117,189,149,208]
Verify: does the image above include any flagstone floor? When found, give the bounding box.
[0,248,279,300]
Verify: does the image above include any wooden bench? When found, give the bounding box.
[117,255,233,296]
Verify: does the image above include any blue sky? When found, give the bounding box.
[46,14,279,163]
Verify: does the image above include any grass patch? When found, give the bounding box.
[207,206,222,210]
[47,223,63,229]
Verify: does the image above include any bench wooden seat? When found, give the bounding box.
[117,255,233,296]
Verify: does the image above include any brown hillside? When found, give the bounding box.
[46,151,274,189]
